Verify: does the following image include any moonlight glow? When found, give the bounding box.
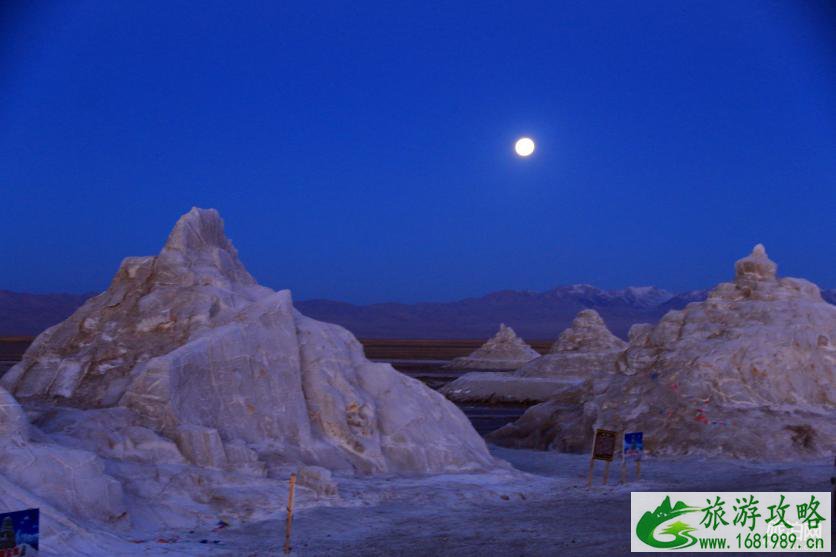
[514,137,535,157]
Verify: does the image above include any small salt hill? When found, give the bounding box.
[444,323,540,371]
[517,309,627,378]
[441,310,625,404]
[490,245,836,458]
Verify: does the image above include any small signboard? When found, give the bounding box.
[0,508,39,556]
[591,429,617,462]
[624,431,644,461]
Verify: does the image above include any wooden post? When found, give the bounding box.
[602,460,611,485]
[636,460,641,481]
[586,458,595,488]
[620,458,627,484]
[284,472,297,555]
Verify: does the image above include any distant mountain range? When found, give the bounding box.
[295,285,710,339]
[304,286,836,339]
[3,286,834,340]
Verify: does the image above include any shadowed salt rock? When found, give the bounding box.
[297,465,338,497]
[33,406,186,465]
[0,441,127,522]
[444,324,540,371]
[441,310,626,404]
[0,385,25,438]
[3,208,496,475]
[489,245,836,459]
[0,473,145,556]
[0,386,128,523]
[176,425,230,469]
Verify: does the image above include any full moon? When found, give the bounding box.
[514,137,535,157]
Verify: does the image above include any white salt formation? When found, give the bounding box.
[2,208,495,475]
[490,245,836,458]
[519,309,627,377]
[441,310,624,404]
[445,324,540,371]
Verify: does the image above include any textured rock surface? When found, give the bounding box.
[3,208,496,476]
[489,245,836,459]
[441,310,626,404]
[0,441,127,522]
[0,386,128,524]
[444,324,540,371]
[0,385,26,438]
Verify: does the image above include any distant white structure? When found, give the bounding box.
[441,310,625,405]
[445,324,540,371]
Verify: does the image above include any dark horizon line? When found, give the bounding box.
[4,281,834,308]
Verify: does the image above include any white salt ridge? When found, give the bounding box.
[490,244,836,458]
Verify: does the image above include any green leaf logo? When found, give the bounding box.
[636,496,700,549]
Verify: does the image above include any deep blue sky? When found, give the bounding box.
[2,1,834,303]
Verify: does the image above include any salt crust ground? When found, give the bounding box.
[16,445,830,557]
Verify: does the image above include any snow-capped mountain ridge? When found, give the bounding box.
[3,284,833,341]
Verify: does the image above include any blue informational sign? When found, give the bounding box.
[0,508,39,555]
[624,431,644,461]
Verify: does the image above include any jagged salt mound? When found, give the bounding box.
[550,309,627,352]
[489,245,836,458]
[441,310,625,404]
[445,323,539,371]
[2,208,495,475]
[517,309,627,378]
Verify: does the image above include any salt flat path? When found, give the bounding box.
[184,447,830,557]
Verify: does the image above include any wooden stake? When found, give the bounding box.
[602,460,611,485]
[284,472,297,555]
[586,458,594,488]
[636,460,641,481]
[620,458,627,484]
